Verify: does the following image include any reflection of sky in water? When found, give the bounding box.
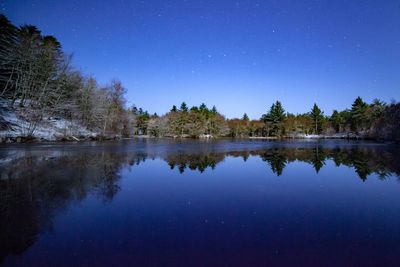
[1,140,400,267]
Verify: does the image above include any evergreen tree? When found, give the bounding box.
[350,96,367,132]
[330,110,344,132]
[190,106,199,112]
[309,103,324,134]
[370,99,385,120]
[170,105,177,112]
[180,102,188,112]
[242,113,249,121]
[261,101,286,136]
[199,103,207,112]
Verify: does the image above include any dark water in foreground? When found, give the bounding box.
[0,139,399,267]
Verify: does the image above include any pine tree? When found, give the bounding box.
[199,103,207,112]
[330,110,344,132]
[180,102,188,112]
[242,113,249,121]
[309,103,324,134]
[350,96,367,132]
[261,101,286,136]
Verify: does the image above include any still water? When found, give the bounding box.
[0,139,399,267]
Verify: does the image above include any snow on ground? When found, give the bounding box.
[303,134,322,139]
[0,102,96,141]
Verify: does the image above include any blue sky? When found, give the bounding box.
[3,0,400,119]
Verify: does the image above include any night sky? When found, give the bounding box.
[3,0,400,118]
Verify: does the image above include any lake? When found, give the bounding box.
[0,139,399,267]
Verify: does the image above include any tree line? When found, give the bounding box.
[227,98,399,141]
[1,14,399,141]
[0,15,131,137]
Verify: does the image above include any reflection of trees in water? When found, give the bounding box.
[0,144,399,262]
[166,153,225,173]
[253,146,399,179]
[259,148,287,176]
[166,146,400,180]
[0,152,137,263]
[329,147,398,181]
[163,146,400,180]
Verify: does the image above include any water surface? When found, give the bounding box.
[1,139,399,266]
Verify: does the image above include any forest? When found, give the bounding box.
[1,14,399,142]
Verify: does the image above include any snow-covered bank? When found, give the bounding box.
[0,104,97,142]
[289,133,363,139]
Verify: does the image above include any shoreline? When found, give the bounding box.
[0,133,392,144]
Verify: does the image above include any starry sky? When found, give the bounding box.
[3,0,400,118]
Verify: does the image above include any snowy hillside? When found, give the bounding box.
[0,102,97,142]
